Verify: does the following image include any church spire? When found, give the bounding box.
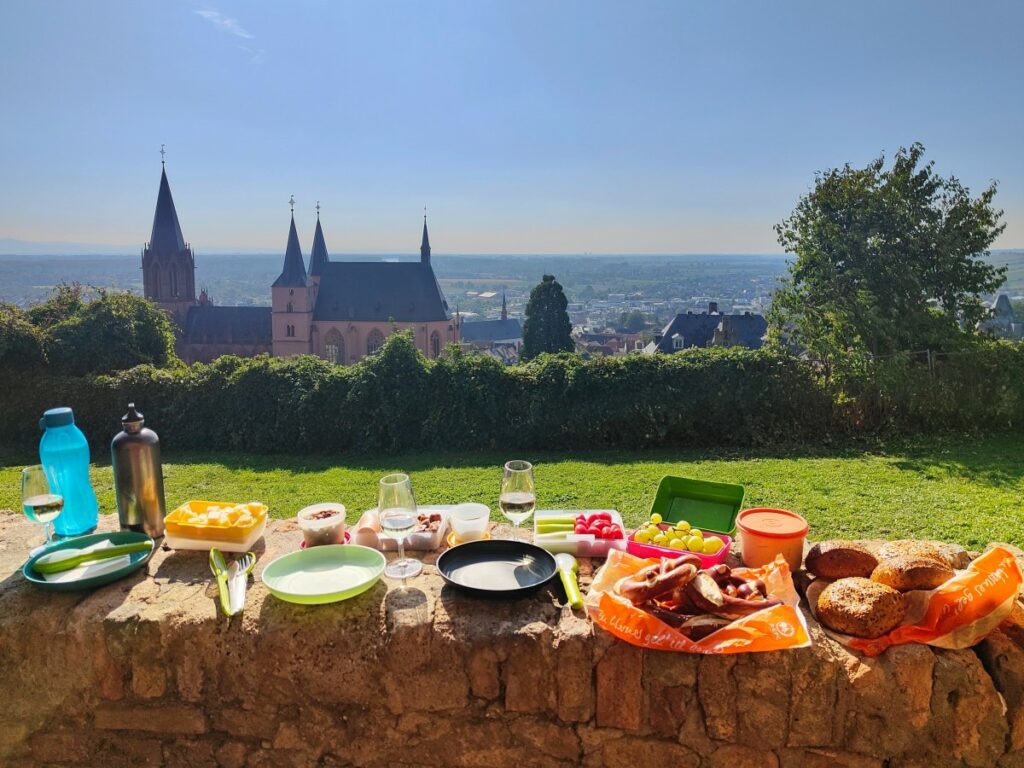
[420,209,431,264]
[149,162,187,256]
[309,203,329,277]
[273,198,308,287]
[501,291,508,321]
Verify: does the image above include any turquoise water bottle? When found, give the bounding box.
[39,407,99,537]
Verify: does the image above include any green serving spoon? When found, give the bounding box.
[209,548,233,617]
[33,541,154,575]
[555,553,584,609]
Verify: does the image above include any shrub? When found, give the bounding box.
[3,331,1022,456]
[45,292,178,375]
[0,304,47,369]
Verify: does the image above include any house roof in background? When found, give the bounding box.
[459,318,523,342]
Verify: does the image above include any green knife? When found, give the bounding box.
[34,541,153,575]
[209,548,232,617]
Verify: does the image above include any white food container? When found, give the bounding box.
[164,516,268,553]
[532,510,628,558]
[354,505,451,551]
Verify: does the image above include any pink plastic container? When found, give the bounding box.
[736,507,808,571]
[626,525,732,569]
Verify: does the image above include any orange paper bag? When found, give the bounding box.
[585,549,812,653]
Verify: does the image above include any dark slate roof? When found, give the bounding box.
[718,313,767,349]
[459,318,523,342]
[654,313,722,353]
[182,306,272,345]
[312,260,450,322]
[149,167,187,255]
[309,218,329,277]
[273,215,309,288]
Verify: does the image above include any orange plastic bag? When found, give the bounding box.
[585,549,812,653]
[805,546,1023,657]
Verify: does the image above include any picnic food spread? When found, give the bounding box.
[16,404,1024,658]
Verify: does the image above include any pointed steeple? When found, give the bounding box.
[309,204,329,277]
[420,211,431,264]
[501,291,508,321]
[273,202,308,287]
[149,165,187,256]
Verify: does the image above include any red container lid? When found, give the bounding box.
[736,508,808,539]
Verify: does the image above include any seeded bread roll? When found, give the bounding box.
[805,540,879,579]
[871,556,954,592]
[817,577,907,638]
[877,540,969,570]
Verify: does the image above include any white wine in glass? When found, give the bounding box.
[378,473,423,583]
[22,465,63,550]
[499,460,536,541]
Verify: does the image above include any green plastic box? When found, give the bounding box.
[649,476,745,535]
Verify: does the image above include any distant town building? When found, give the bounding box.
[978,294,1024,340]
[142,163,458,364]
[645,302,767,354]
[459,292,523,363]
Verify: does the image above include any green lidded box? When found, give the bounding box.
[649,476,745,535]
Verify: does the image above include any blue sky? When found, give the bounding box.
[1,0,1021,254]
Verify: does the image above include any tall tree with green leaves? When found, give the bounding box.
[522,274,574,360]
[769,143,1006,368]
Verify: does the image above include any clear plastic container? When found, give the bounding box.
[450,503,489,542]
[297,503,347,547]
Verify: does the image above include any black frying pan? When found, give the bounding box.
[437,539,557,598]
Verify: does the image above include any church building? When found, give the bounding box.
[141,162,458,364]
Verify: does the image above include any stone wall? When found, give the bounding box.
[1,510,1022,768]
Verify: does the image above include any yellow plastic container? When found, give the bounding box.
[165,500,268,544]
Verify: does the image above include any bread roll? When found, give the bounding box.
[871,556,954,592]
[805,540,879,579]
[816,577,907,638]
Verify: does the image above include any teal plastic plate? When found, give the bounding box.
[262,544,386,605]
[21,530,155,592]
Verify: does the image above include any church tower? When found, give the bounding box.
[309,202,329,286]
[142,153,196,322]
[420,213,431,264]
[272,197,314,357]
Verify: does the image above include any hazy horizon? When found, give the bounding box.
[1,1,1022,254]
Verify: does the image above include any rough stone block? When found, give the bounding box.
[94,704,207,735]
[595,642,645,732]
[468,646,501,700]
[600,735,700,768]
[708,744,780,768]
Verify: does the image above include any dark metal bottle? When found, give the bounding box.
[111,403,166,537]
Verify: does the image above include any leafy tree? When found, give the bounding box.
[0,303,46,368]
[769,143,1006,369]
[618,310,648,333]
[46,292,179,375]
[522,275,574,360]
[26,282,85,329]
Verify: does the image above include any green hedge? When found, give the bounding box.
[4,332,1023,456]
[0,333,837,454]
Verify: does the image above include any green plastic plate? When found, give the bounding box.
[261,544,386,605]
[21,530,155,592]
[649,476,745,535]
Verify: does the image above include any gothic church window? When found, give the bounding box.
[324,329,344,364]
[170,268,178,298]
[430,331,441,358]
[367,329,384,355]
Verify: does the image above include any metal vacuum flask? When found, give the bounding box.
[110,402,166,537]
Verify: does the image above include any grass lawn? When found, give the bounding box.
[1,435,1022,549]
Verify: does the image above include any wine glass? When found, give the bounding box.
[378,473,422,583]
[499,460,536,541]
[22,465,64,552]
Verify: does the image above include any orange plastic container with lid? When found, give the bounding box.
[736,507,808,571]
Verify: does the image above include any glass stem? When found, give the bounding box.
[44,522,53,544]
[398,537,407,587]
